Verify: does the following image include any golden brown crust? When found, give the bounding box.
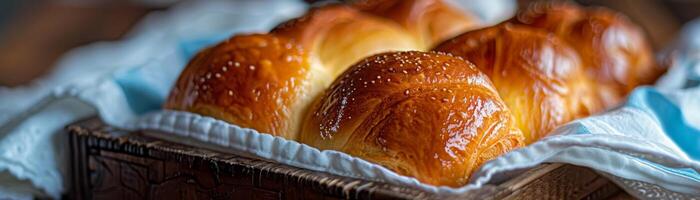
[434,23,600,144]
[164,34,326,139]
[514,2,661,108]
[272,5,359,49]
[165,5,425,139]
[301,51,524,186]
[352,0,479,49]
[272,5,420,77]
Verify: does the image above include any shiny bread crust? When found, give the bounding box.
[515,2,661,108]
[434,23,600,144]
[164,34,319,139]
[352,0,479,49]
[301,51,524,186]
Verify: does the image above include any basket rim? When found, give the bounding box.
[67,116,625,200]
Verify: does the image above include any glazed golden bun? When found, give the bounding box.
[164,34,328,139]
[272,5,421,78]
[514,2,661,108]
[301,51,525,186]
[434,23,600,144]
[165,5,425,139]
[352,0,479,49]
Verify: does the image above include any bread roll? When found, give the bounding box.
[301,51,524,186]
[164,34,328,139]
[352,0,479,49]
[434,23,600,144]
[165,5,423,139]
[272,5,421,77]
[515,2,661,108]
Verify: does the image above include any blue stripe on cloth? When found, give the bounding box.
[626,87,700,160]
[114,68,164,115]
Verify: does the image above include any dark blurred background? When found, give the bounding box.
[0,0,699,87]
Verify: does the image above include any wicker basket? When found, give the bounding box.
[67,117,631,199]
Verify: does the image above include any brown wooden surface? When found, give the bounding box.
[67,117,634,200]
[0,1,161,86]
